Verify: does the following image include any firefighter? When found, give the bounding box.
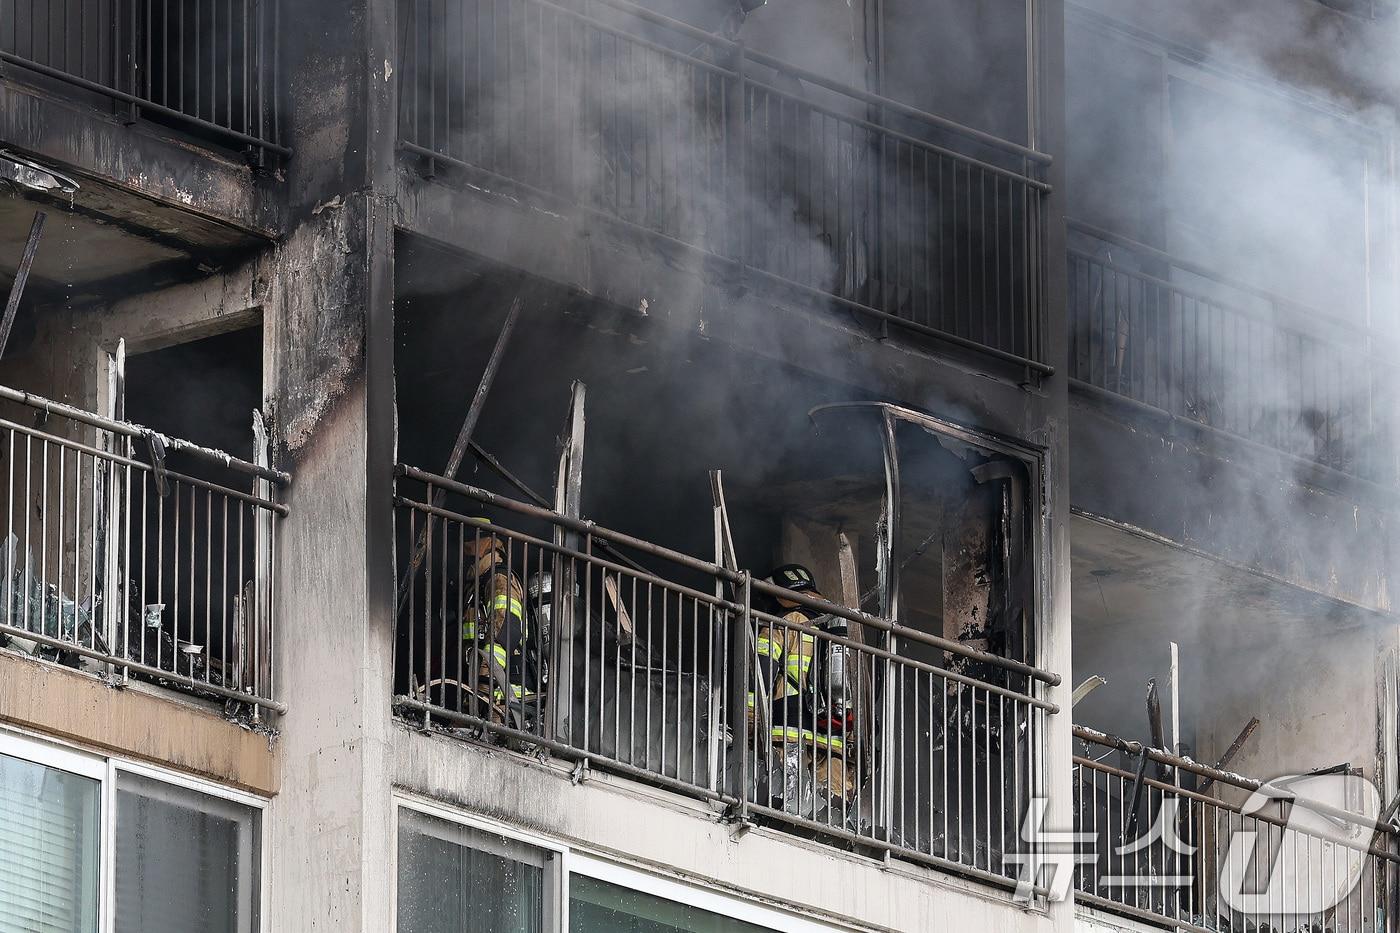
[753,563,858,811]
[460,519,538,719]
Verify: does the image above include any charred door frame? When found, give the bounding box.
[808,399,1057,841]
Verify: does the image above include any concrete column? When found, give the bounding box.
[1034,0,1077,926]
[263,0,399,927]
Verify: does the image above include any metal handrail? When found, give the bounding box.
[1068,219,1390,344]
[1075,724,1400,840]
[396,489,1057,712]
[401,139,1053,376]
[0,385,286,715]
[0,52,290,157]
[0,415,287,515]
[572,0,1052,166]
[396,463,1060,687]
[399,0,1051,371]
[747,72,1052,190]
[1069,382,1400,497]
[1075,754,1398,863]
[0,0,286,159]
[0,384,288,486]
[395,465,1054,896]
[1074,722,1400,932]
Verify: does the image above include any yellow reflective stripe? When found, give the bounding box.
[770,726,845,753]
[491,684,535,702]
[492,594,524,619]
[462,628,511,666]
[754,637,782,659]
[786,656,813,679]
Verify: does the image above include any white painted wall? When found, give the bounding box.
[391,724,1062,933]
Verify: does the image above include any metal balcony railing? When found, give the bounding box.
[1068,222,1395,485]
[0,385,288,716]
[394,464,1059,893]
[1075,726,1400,932]
[0,0,288,160]
[397,0,1053,373]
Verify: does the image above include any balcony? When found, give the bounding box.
[1068,222,1396,487]
[397,0,1053,373]
[1074,726,1400,933]
[0,383,288,717]
[0,0,287,162]
[393,449,1059,893]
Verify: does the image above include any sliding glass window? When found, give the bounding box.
[395,802,838,933]
[0,730,265,933]
[0,751,101,933]
[114,771,262,933]
[570,875,776,933]
[397,807,554,933]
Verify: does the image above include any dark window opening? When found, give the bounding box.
[121,324,265,700]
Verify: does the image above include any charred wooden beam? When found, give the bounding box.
[1198,717,1260,794]
[0,211,46,360]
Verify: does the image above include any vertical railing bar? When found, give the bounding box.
[632,574,643,780]
[423,482,435,722]
[238,495,247,696]
[442,512,452,727]
[5,429,14,648]
[162,0,168,106]
[219,494,228,688]
[119,456,130,675]
[186,483,194,674]
[689,588,698,786]
[156,468,165,673]
[76,452,87,658]
[223,0,232,126]
[738,572,750,821]
[583,533,593,753]
[607,566,618,761]
[39,439,48,645]
[687,595,697,785]
[261,495,272,704]
[970,685,979,869]
[241,0,250,135]
[407,506,417,708]
[144,0,151,100]
[454,521,464,716]
[203,487,211,684]
[56,444,65,651]
[255,0,264,150]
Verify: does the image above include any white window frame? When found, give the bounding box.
[392,792,853,933]
[0,725,270,933]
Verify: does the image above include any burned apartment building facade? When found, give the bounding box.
[0,0,1395,931]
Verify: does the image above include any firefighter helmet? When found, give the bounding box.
[462,518,506,574]
[766,563,824,608]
